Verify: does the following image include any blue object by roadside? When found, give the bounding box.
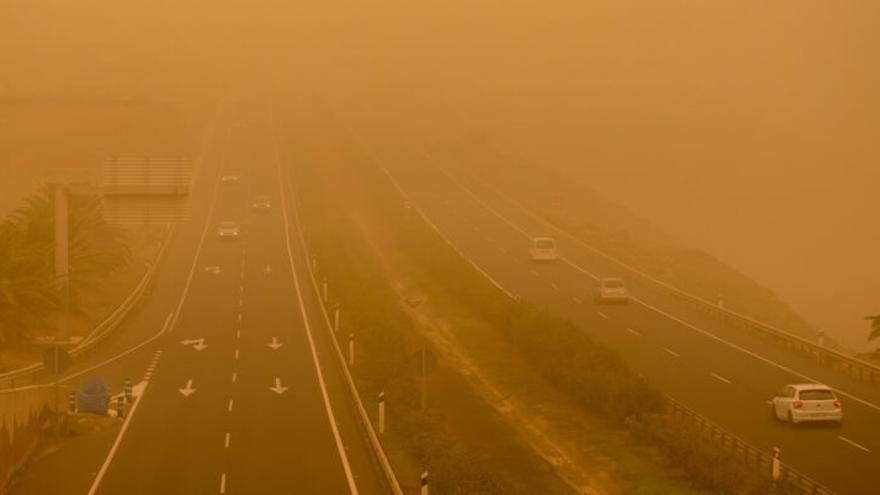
[77,378,111,414]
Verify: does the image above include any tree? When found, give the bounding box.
[867,315,880,343]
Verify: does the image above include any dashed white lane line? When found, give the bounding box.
[711,372,732,385]
[237,313,242,322]
[498,246,508,254]
[571,295,583,304]
[220,473,227,494]
[663,347,680,358]
[227,399,234,412]
[239,297,244,307]
[225,433,231,449]
[530,269,539,277]
[838,436,871,453]
[239,285,244,293]
[626,328,641,337]
[550,283,559,291]
[236,329,240,339]
[597,312,609,320]
[231,372,237,383]
[234,349,240,360]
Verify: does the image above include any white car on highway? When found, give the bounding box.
[771,384,842,426]
[217,221,241,239]
[528,237,559,261]
[594,277,629,304]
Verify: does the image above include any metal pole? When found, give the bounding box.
[348,334,355,367]
[378,391,385,434]
[54,185,70,340]
[420,349,427,412]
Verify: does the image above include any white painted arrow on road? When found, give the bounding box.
[269,378,288,395]
[180,338,208,351]
[179,379,197,397]
[267,337,283,350]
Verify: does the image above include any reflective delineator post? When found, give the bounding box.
[772,447,781,481]
[322,278,328,303]
[68,391,76,414]
[817,330,825,347]
[378,391,386,434]
[124,378,133,404]
[333,304,340,333]
[348,333,355,367]
[717,293,725,308]
[116,396,125,419]
[420,471,429,495]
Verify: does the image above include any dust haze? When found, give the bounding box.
[2,0,878,348]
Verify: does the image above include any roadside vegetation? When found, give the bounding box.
[0,187,130,358]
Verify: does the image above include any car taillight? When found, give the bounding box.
[793,401,803,409]
[834,399,841,408]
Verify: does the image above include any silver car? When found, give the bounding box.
[217,221,241,239]
[594,277,629,304]
[771,384,842,426]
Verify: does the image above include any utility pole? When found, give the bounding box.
[54,184,70,341]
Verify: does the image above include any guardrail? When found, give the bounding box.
[451,167,880,387]
[661,398,835,495]
[0,224,175,388]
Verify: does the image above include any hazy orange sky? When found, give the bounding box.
[2,0,877,348]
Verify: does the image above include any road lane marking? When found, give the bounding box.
[626,328,641,337]
[572,295,583,304]
[234,349,239,360]
[275,126,361,495]
[711,373,732,385]
[227,399,234,412]
[225,433,231,449]
[220,473,227,494]
[838,436,871,453]
[239,297,244,307]
[663,347,680,358]
[530,269,539,277]
[236,329,240,339]
[597,312,609,320]
[550,283,559,291]
[231,372,237,383]
[237,313,242,322]
[498,246,508,254]
[86,381,152,495]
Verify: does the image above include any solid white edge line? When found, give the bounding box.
[597,312,609,320]
[627,328,641,337]
[837,436,871,453]
[663,347,680,358]
[86,383,151,495]
[711,372,732,385]
[273,122,359,495]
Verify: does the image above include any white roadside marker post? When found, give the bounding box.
[772,447,781,482]
[68,391,76,414]
[348,333,355,367]
[116,396,125,419]
[322,278,328,303]
[333,304,340,333]
[378,391,386,434]
[817,330,825,347]
[124,378,133,404]
[420,472,429,495]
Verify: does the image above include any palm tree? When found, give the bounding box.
[867,315,880,342]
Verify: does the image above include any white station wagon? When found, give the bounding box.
[528,237,559,261]
[770,383,842,426]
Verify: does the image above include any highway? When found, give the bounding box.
[27,104,389,495]
[340,123,880,495]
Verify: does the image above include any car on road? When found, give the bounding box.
[252,195,271,211]
[771,384,842,426]
[217,221,241,239]
[594,277,629,304]
[221,173,240,183]
[528,237,559,261]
